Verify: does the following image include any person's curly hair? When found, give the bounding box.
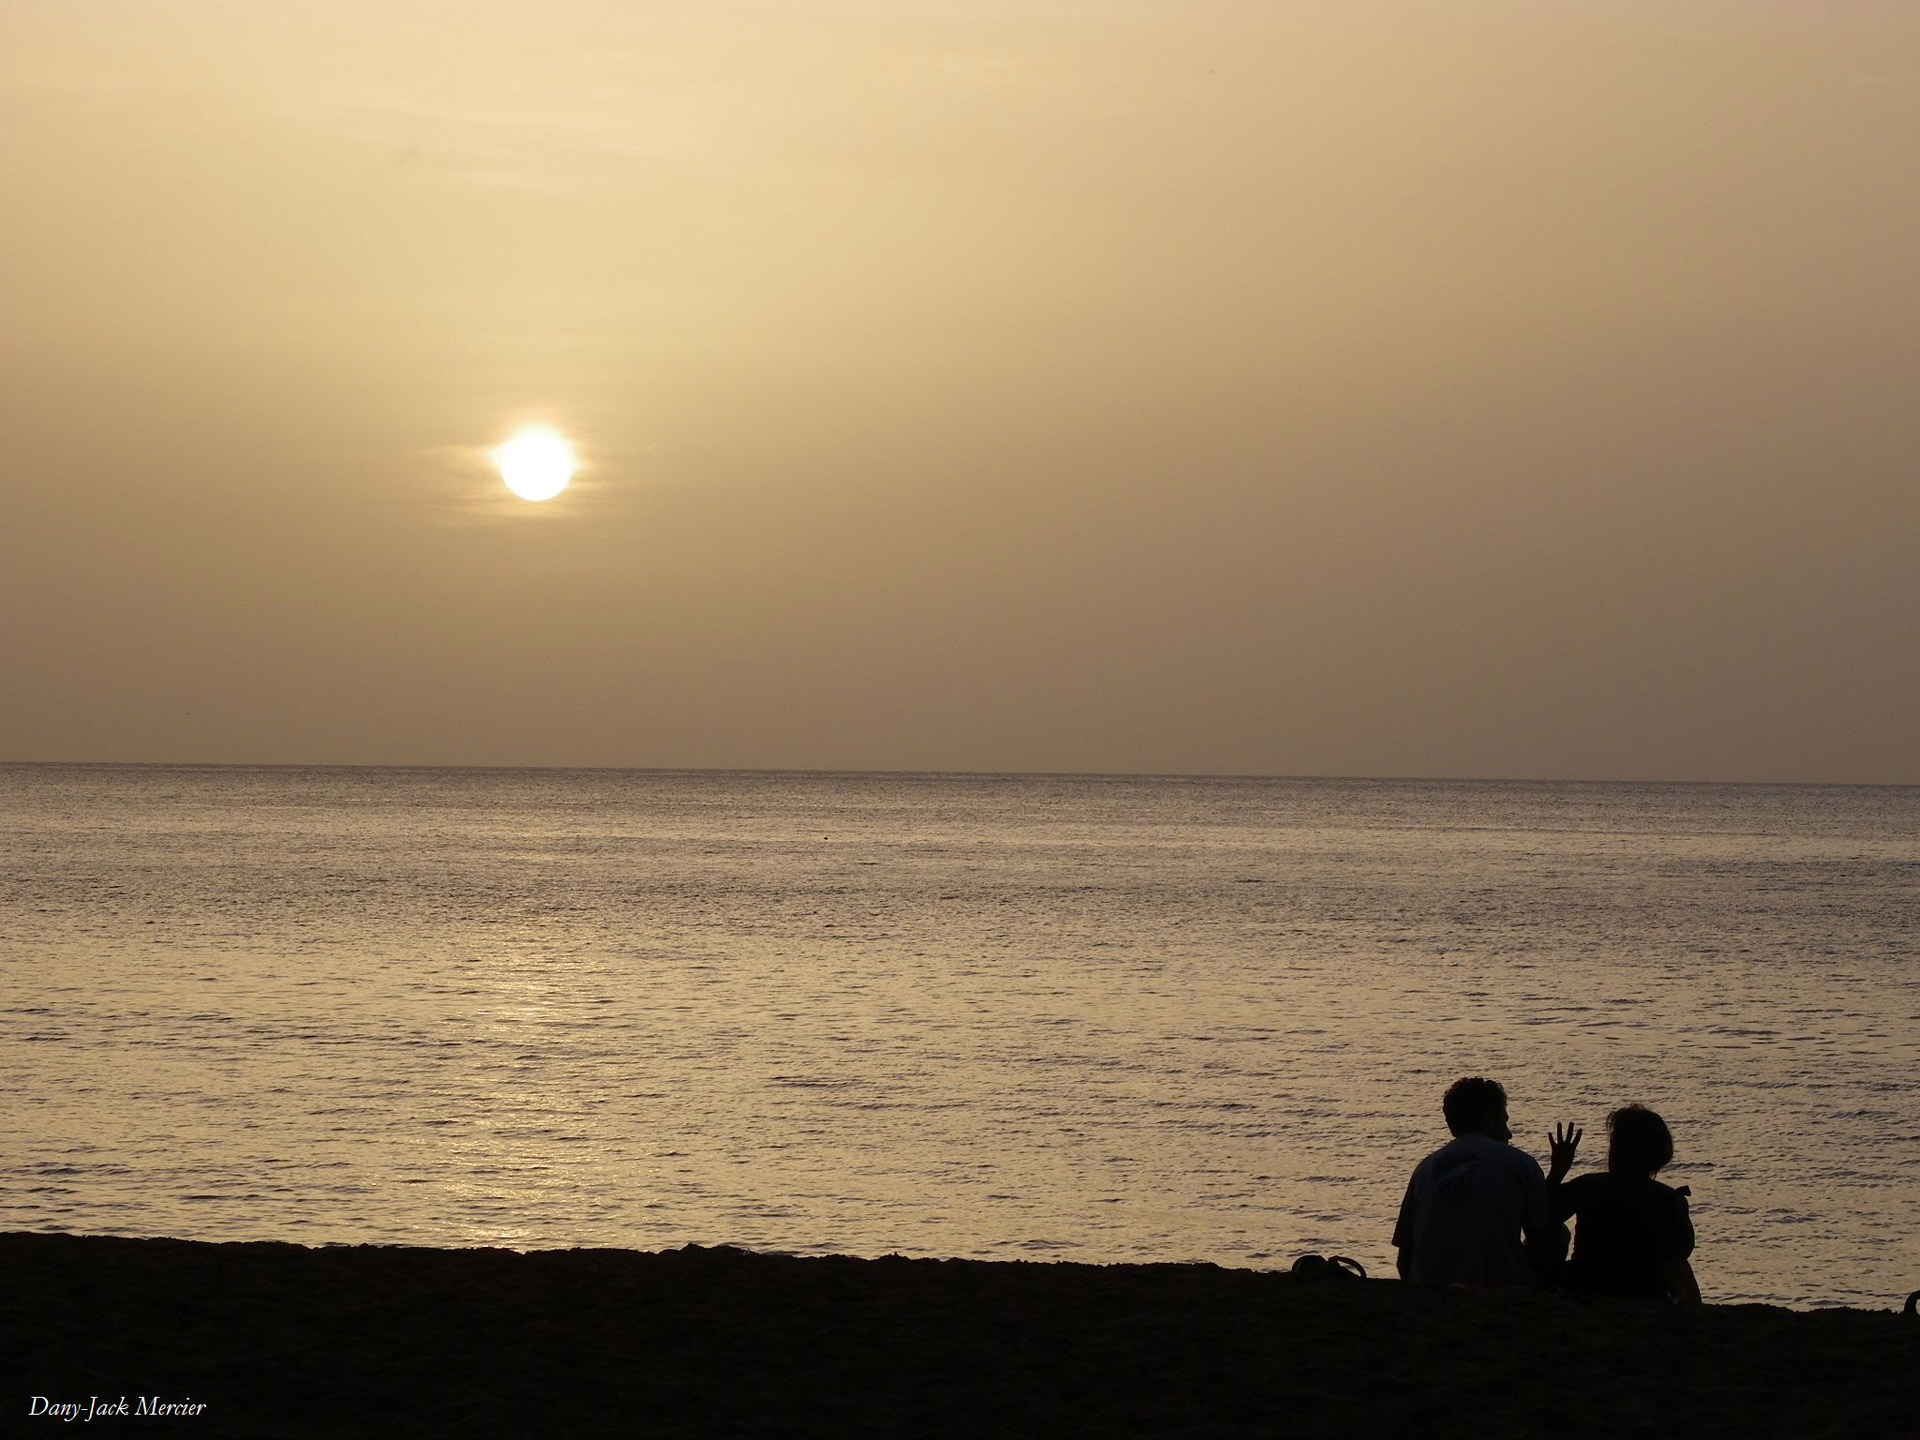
[1606,1104,1674,1176]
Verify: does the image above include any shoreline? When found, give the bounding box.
[8,1232,1914,1437]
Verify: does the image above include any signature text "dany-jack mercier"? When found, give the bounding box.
[28,1395,208,1423]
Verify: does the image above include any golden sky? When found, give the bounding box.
[2,1,1915,780]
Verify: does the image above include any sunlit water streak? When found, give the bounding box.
[2,765,1915,1308]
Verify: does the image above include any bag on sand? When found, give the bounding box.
[1290,1254,1367,1283]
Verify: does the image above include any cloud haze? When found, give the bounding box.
[2,1,1915,779]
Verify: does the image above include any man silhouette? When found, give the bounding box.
[1393,1076,1557,1287]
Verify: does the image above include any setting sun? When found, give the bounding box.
[493,426,575,502]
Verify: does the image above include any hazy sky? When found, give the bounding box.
[3,1,1915,780]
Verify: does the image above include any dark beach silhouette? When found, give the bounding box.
[8,1232,1916,1438]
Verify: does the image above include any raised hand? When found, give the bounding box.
[1548,1121,1583,1181]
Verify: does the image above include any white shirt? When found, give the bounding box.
[1393,1133,1550,1287]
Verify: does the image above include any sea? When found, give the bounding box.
[2,764,1915,1309]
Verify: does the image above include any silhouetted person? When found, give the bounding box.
[1547,1105,1699,1303]
[1393,1076,1559,1287]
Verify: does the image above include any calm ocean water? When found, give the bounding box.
[2,764,1915,1307]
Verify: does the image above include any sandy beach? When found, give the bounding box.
[7,1233,1914,1438]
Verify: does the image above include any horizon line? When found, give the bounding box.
[2,758,1913,791]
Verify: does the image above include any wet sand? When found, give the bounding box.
[7,1232,1914,1437]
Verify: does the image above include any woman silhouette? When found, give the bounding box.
[1547,1105,1699,1303]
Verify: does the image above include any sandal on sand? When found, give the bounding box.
[1290,1254,1368,1282]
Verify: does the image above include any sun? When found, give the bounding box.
[493,426,575,502]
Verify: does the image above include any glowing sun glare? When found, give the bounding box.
[494,426,575,502]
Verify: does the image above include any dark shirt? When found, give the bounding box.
[1551,1172,1694,1299]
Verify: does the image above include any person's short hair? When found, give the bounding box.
[1606,1105,1674,1176]
[1441,1076,1507,1136]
